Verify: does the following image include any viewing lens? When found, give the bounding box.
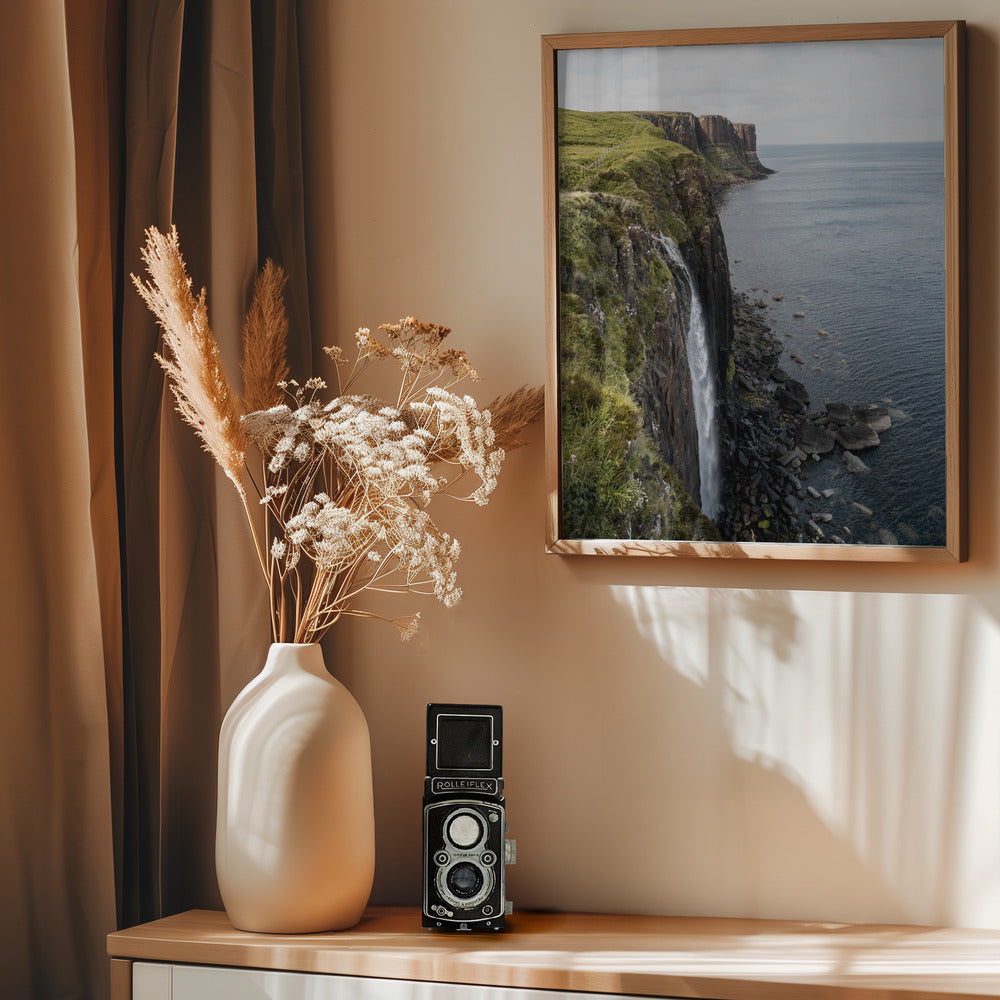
[446,812,483,848]
[446,863,484,899]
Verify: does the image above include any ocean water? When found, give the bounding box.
[717,142,947,546]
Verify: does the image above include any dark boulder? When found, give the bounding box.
[795,421,836,454]
[775,389,806,414]
[837,422,880,451]
[843,451,871,474]
[853,404,891,433]
[825,402,853,425]
[783,379,809,405]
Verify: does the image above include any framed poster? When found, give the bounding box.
[542,22,966,561]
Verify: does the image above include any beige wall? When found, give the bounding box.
[302,0,1000,927]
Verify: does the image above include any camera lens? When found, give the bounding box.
[446,862,484,899]
[446,812,483,848]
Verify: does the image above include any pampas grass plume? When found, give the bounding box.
[241,260,290,414]
[131,225,247,499]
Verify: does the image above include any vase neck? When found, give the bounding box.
[263,642,328,680]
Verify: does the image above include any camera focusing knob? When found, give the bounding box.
[504,838,517,865]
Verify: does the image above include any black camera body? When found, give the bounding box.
[422,703,513,931]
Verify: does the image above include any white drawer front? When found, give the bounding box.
[132,962,170,1000]
[133,961,677,1000]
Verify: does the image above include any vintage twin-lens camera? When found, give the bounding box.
[422,703,515,930]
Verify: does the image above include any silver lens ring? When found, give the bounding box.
[435,858,494,910]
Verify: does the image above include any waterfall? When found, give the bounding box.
[655,235,722,519]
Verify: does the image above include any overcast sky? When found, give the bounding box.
[558,38,944,145]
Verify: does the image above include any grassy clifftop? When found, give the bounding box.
[558,110,715,248]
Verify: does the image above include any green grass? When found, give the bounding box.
[558,109,709,245]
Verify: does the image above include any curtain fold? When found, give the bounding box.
[1,0,313,995]
[251,0,313,376]
[120,0,312,928]
[0,2,121,997]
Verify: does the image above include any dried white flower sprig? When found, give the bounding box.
[133,226,542,644]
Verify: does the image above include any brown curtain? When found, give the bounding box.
[0,2,122,997]
[0,1,312,996]
[119,0,313,928]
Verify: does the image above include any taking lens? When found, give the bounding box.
[446,862,484,899]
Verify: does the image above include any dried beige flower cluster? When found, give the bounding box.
[133,226,543,644]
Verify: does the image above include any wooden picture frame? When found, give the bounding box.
[542,22,966,561]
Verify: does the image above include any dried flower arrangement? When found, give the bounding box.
[134,226,543,644]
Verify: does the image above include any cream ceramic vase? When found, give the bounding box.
[216,642,375,933]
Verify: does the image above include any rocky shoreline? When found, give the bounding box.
[719,293,913,544]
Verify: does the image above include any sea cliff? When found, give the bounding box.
[636,112,774,188]
[558,107,773,541]
[558,109,738,539]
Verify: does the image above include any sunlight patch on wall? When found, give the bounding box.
[612,585,712,686]
[609,585,1000,927]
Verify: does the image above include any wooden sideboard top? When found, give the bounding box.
[107,906,1000,1000]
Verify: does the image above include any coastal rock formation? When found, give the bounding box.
[796,422,836,454]
[854,404,892,433]
[825,402,854,425]
[636,112,775,187]
[717,293,909,542]
[836,423,880,451]
[732,121,760,153]
[844,452,872,474]
[775,379,809,414]
[717,294,815,542]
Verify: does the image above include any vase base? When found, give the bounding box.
[226,911,365,935]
